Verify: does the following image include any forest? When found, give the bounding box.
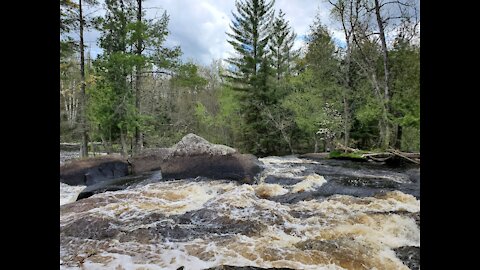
[60,0,420,158]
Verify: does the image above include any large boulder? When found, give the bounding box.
[60,155,129,186]
[161,153,261,184]
[129,148,172,174]
[129,134,262,184]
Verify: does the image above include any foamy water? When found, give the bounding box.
[60,156,419,269]
[60,183,86,206]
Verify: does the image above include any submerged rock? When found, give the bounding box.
[394,246,420,270]
[60,155,129,186]
[130,134,262,184]
[203,266,295,270]
[76,173,153,200]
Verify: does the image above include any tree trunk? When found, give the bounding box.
[381,108,391,149]
[343,94,349,147]
[134,0,143,154]
[120,129,128,157]
[374,0,392,150]
[313,135,318,153]
[374,0,390,103]
[395,124,403,150]
[100,135,113,154]
[79,0,88,158]
[280,130,293,155]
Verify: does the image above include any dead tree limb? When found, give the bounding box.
[388,149,420,164]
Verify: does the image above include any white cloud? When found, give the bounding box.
[78,0,347,66]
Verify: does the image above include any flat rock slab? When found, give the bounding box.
[202,266,295,270]
[60,155,129,186]
[76,173,153,200]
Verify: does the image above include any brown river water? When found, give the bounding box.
[60,155,420,270]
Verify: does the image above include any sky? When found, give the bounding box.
[81,0,345,66]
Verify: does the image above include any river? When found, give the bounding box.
[60,154,420,270]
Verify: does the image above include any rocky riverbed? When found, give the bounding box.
[60,153,419,269]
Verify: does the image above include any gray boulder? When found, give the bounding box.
[130,134,262,184]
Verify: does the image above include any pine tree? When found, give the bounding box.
[269,9,298,83]
[225,0,276,155]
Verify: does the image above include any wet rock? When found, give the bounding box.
[60,155,129,186]
[387,210,420,228]
[60,196,120,214]
[150,208,267,241]
[394,246,420,270]
[161,153,261,184]
[130,134,262,184]
[61,216,120,240]
[263,175,304,185]
[203,266,295,270]
[76,173,153,200]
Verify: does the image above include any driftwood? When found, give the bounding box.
[361,152,394,162]
[360,150,420,164]
[388,149,420,164]
[333,143,420,164]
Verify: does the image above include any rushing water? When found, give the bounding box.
[60,155,420,270]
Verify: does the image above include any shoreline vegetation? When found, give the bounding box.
[61,0,420,159]
[61,141,420,165]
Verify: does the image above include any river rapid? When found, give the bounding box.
[60,155,420,270]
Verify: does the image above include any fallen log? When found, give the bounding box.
[361,152,394,162]
[388,149,420,164]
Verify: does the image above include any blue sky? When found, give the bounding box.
[80,0,347,65]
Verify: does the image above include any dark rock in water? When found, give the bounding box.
[148,208,267,242]
[161,153,261,184]
[76,173,153,200]
[60,155,129,186]
[264,175,304,185]
[61,215,120,240]
[203,266,295,270]
[394,246,420,270]
[130,134,262,184]
[60,196,120,214]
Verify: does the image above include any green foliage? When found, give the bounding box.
[61,0,420,155]
[401,126,420,152]
[390,41,420,129]
[225,0,278,155]
[270,9,298,82]
[305,19,339,82]
[172,63,208,89]
[194,84,243,148]
[329,150,367,160]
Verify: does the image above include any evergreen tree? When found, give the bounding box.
[270,9,298,84]
[225,0,276,155]
[91,0,138,156]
